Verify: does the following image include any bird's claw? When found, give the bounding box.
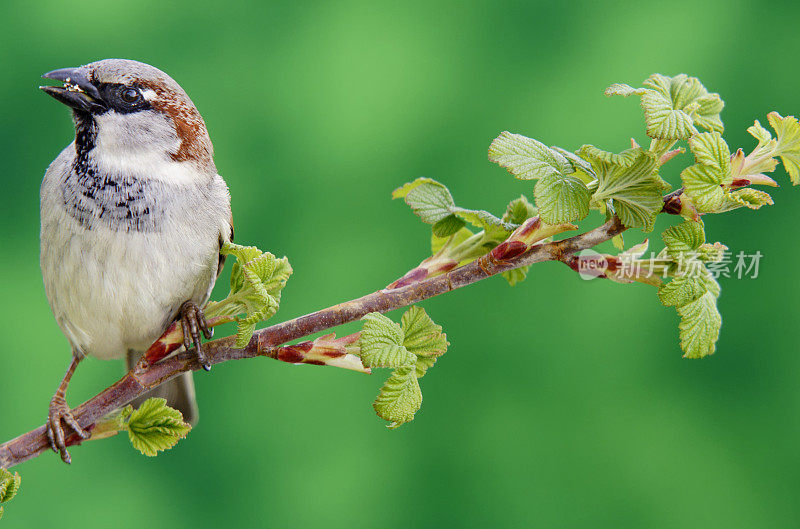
[180,301,213,371]
[46,394,89,464]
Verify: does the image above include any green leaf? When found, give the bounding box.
[718,188,774,211]
[392,177,440,199]
[578,145,640,167]
[658,269,718,307]
[208,242,293,348]
[234,321,257,349]
[361,308,450,426]
[373,365,422,429]
[767,111,800,184]
[659,274,706,307]
[662,220,705,258]
[488,131,573,180]
[590,148,666,231]
[696,242,728,262]
[748,119,773,145]
[502,195,537,225]
[0,468,21,504]
[501,266,529,287]
[680,132,731,213]
[604,83,645,97]
[400,306,449,360]
[676,291,722,358]
[120,398,191,457]
[359,313,415,368]
[395,178,516,241]
[608,74,724,140]
[401,178,457,224]
[431,214,466,238]
[551,146,597,178]
[534,172,591,224]
[452,208,517,240]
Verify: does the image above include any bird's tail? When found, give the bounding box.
[125,350,199,426]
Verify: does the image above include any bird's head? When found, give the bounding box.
[40,59,214,172]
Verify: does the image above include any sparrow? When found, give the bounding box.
[38,59,233,463]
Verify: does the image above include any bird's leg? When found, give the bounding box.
[46,355,90,464]
[180,300,213,371]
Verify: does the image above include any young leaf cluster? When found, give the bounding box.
[393,178,539,285]
[606,73,724,139]
[117,398,191,457]
[655,221,724,358]
[0,468,21,521]
[395,73,798,361]
[358,307,449,428]
[205,242,293,347]
[488,134,670,232]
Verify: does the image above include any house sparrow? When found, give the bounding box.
[39,59,233,463]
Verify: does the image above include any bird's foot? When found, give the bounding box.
[46,394,89,464]
[180,300,214,371]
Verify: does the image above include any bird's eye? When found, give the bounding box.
[119,87,141,104]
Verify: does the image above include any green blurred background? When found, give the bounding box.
[1,0,799,527]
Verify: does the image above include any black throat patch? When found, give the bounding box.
[62,113,164,232]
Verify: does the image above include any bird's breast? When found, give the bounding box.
[40,153,230,360]
[61,169,166,232]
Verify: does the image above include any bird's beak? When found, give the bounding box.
[40,67,106,113]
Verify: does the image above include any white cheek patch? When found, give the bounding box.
[140,88,158,102]
[92,110,199,186]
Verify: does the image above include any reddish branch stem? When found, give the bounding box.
[0,217,624,469]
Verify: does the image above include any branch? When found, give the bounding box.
[0,217,624,469]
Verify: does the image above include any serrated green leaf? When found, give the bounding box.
[414,355,438,378]
[767,111,800,184]
[0,468,21,504]
[717,188,774,212]
[395,178,515,241]
[534,173,591,224]
[681,132,731,213]
[502,195,537,225]
[658,268,718,307]
[578,145,640,167]
[400,306,449,359]
[391,177,440,199]
[123,398,190,457]
[748,119,773,145]
[261,257,293,300]
[207,243,292,347]
[677,291,721,358]
[551,146,597,178]
[432,214,466,238]
[234,321,257,348]
[359,313,415,368]
[373,365,422,428]
[608,74,724,140]
[402,179,457,224]
[604,83,645,97]
[640,89,698,140]
[452,208,517,240]
[662,220,705,258]
[696,242,728,262]
[590,148,666,231]
[501,266,529,286]
[488,131,573,180]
